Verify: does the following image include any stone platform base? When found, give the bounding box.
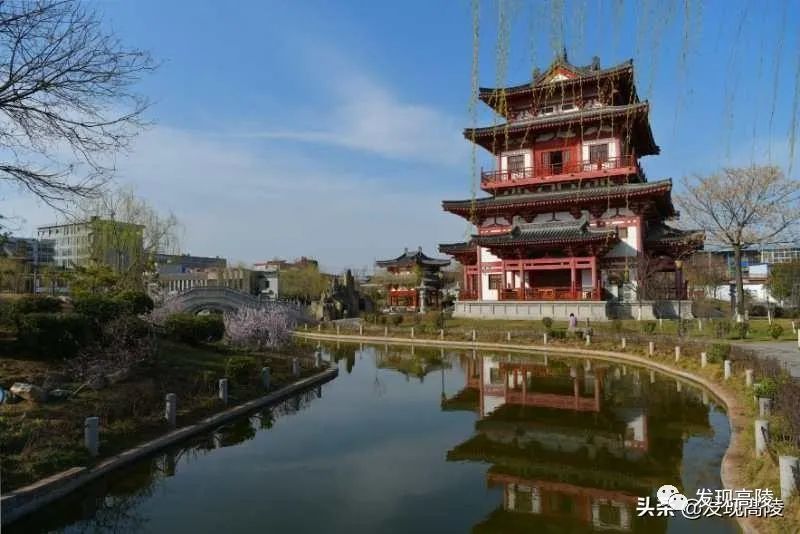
[453,300,694,321]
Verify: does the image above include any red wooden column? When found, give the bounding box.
[518,259,524,299]
[570,258,577,297]
[591,257,598,299]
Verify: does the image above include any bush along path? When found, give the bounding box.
[298,322,800,534]
[0,294,319,501]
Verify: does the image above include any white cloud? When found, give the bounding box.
[221,45,468,169]
[9,125,467,272]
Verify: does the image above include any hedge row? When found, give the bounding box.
[17,313,92,359]
[163,313,225,345]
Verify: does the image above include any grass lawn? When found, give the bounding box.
[346,315,799,344]
[0,338,316,491]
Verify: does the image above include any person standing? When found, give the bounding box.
[568,313,578,331]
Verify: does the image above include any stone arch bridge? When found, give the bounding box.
[163,287,307,320]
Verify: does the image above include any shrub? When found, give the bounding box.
[13,295,61,315]
[768,323,784,340]
[73,295,127,326]
[748,304,767,317]
[17,313,91,359]
[542,317,553,329]
[225,356,258,384]
[164,313,225,344]
[611,319,623,333]
[0,300,15,327]
[547,329,566,340]
[641,321,656,334]
[731,322,749,340]
[391,315,403,326]
[708,343,731,363]
[378,314,387,325]
[754,378,778,399]
[713,320,732,339]
[115,290,154,315]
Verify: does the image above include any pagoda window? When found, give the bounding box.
[487,274,503,290]
[542,149,569,174]
[589,143,609,163]
[618,226,629,239]
[539,105,556,115]
[561,102,577,112]
[507,154,525,172]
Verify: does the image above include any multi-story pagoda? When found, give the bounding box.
[375,247,450,312]
[439,53,703,320]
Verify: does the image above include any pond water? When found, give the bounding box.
[9,342,738,533]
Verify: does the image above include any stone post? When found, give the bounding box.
[472,329,476,342]
[165,393,177,427]
[676,381,682,393]
[304,324,308,331]
[585,335,591,346]
[621,337,626,350]
[755,419,769,455]
[359,325,363,336]
[724,360,732,380]
[439,329,444,340]
[384,326,388,337]
[336,324,340,335]
[584,359,591,372]
[84,416,99,457]
[745,369,754,387]
[797,329,800,348]
[758,397,772,417]
[410,327,415,339]
[292,357,300,377]
[702,390,709,405]
[701,352,708,368]
[698,318,703,331]
[674,346,681,362]
[649,370,655,384]
[779,456,800,500]
[317,323,321,332]
[261,367,271,389]
[659,318,663,330]
[792,320,797,333]
[543,332,548,345]
[648,341,655,357]
[506,331,511,342]
[218,379,228,404]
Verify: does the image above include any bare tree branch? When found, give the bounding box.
[0,0,155,207]
[676,165,800,318]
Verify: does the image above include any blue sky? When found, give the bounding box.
[9,0,800,272]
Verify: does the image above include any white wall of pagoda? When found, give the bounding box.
[479,246,502,301]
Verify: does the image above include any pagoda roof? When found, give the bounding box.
[442,178,674,216]
[464,102,658,155]
[438,241,474,255]
[478,57,635,101]
[645,222,705,256]
[375,246,450,268]
[472,216,617,248]
[646,223,704,246]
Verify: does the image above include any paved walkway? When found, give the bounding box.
[733,340,800,377]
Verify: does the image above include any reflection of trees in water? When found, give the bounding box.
[9,389,323,533]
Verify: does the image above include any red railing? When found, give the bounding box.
[458,289,479,301]
[481,155,638,189]
[499,287,601,301]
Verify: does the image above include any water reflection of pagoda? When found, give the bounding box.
[444,353,712,533]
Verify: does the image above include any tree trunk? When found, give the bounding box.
[733,244,745,322]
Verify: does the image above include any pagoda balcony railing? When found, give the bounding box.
[499,287,601,301]
[481,155,640,189]
[458,289,479,301]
